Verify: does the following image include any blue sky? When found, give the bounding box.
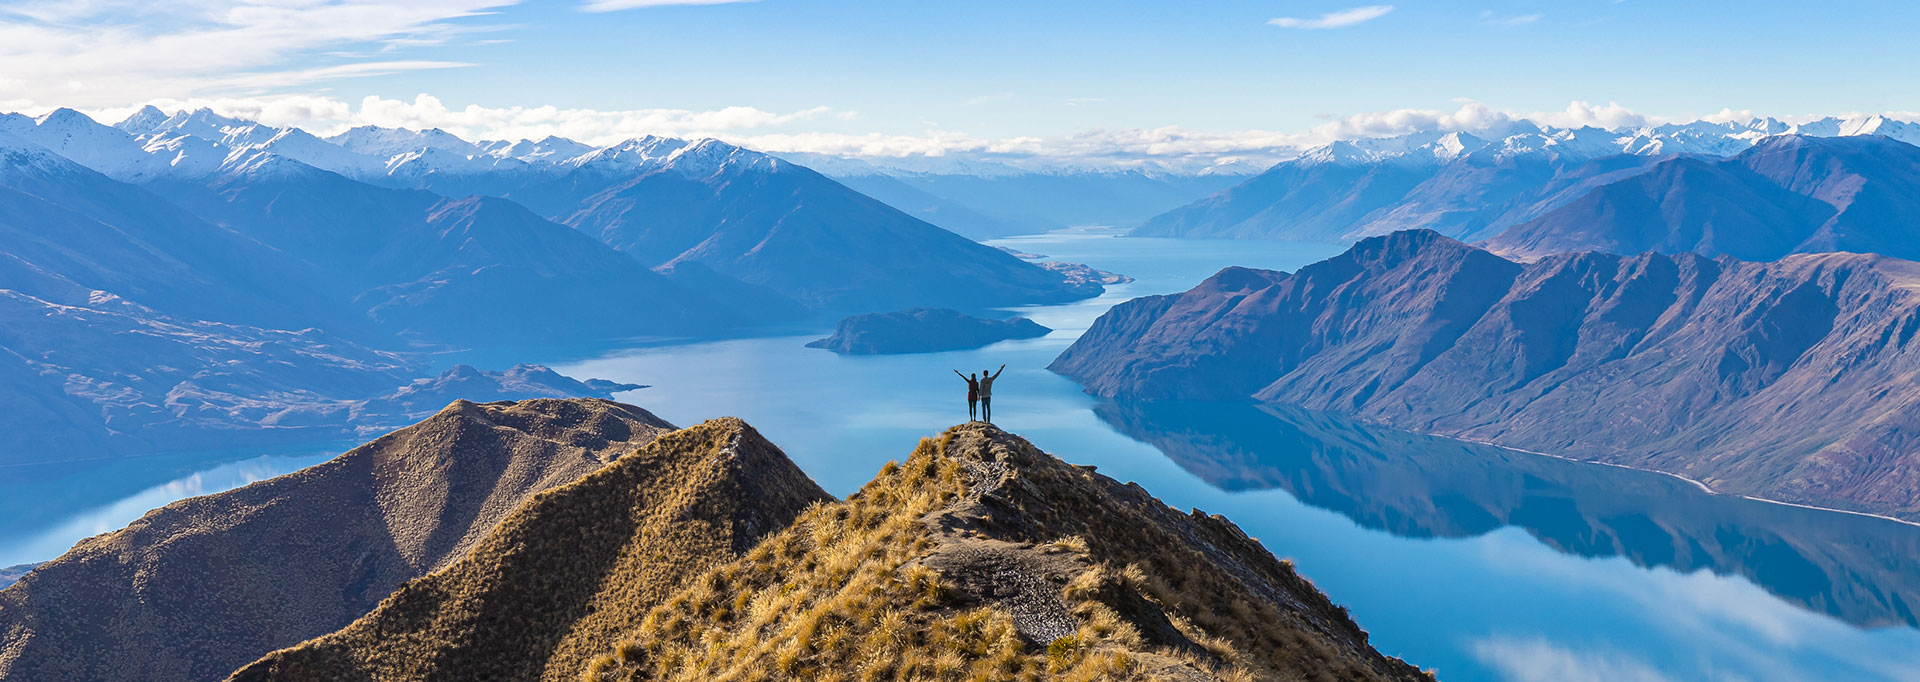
[1,0,1916,162]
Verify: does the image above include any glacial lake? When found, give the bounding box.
[8,226,1920,681]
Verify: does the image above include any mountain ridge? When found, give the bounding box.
[0,398,677,682]
[1054,230,1920,520]
[230,418,1427,682]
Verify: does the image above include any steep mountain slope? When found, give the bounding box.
[527,139,1101,312]
[1134,154,1435,241]
[0,133,349,331]
[1485,135,1920,260]
[0,399,675,682]
[107,109,1098,320]
[234,421,1425,682]
[1054,230,1920,520]
[145,156,737,344]
[229,416,832,682]
[830,166,1247,236]
[814,170,1054,240]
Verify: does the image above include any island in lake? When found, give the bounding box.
[805,307,1051,355]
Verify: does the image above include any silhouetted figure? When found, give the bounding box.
[979,364,1005,422]
[953,370,979,420]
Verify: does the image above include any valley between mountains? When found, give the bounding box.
[10,101,1920,682]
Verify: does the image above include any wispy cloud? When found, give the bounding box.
[1269,5,1394,29]
[581,0,758,12]
[0,0,514,109]
[1472,636,1677,682]
[1480,10,1543,26]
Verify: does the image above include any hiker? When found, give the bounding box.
[953,370,979,421]
[979,364,1005,423]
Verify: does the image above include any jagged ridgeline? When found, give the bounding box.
[0,399,676,682]
[229,415,1424,680]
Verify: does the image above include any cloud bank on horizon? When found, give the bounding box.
[43,95,1919,174]
[3,0,1917,171]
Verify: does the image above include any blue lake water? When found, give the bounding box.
[7,226,1920,681]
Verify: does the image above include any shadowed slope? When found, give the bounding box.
[229,417,832,682]
[0,398,672,682]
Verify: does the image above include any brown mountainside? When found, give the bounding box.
[1053,229,1920,520]
[229,417,833,682]
[235,421,1426,682]
[0,398,672,682]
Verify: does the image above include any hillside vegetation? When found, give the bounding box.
[233,420,1427,682]
[0,398,673,682]
[229,417,833,681]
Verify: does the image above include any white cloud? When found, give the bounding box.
[1480,10,1544,26]
[964,92,1017,106]
[581,0,757,12]
[1269,5,1394,29]
[0,0,513,109]
[1472,636,1678,682]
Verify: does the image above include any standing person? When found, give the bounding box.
[979,364,1005,423]
[953,370,979,421]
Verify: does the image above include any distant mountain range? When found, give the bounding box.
[1054,230,1920,521]
[0,106,1107,465]
[5,106,1100,323]
[1486,134,1920,261]
[1136,116,1920,249]
[777,151,1251,238]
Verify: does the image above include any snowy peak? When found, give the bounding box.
[144,107,259,143]
[385,145,531,178]
[328,125,484,159]
[114,105,171,135]
[1429,131,1489,161]
[481,135,594,163]
[560,135,690,172]
[662,137,783,176]
[2,108,158,179]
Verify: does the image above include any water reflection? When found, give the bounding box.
[0,446,339,568]
[1094,399,1920,629]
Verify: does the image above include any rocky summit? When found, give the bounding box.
[230,417,1424,682]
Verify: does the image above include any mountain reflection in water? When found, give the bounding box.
[1094,400,1920,629]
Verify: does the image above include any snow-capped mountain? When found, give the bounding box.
[478,135,594,162]
[4,107,1103,317]
[1138,113,1920,242]
[329,124,486,159]
[1,108,166,179]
